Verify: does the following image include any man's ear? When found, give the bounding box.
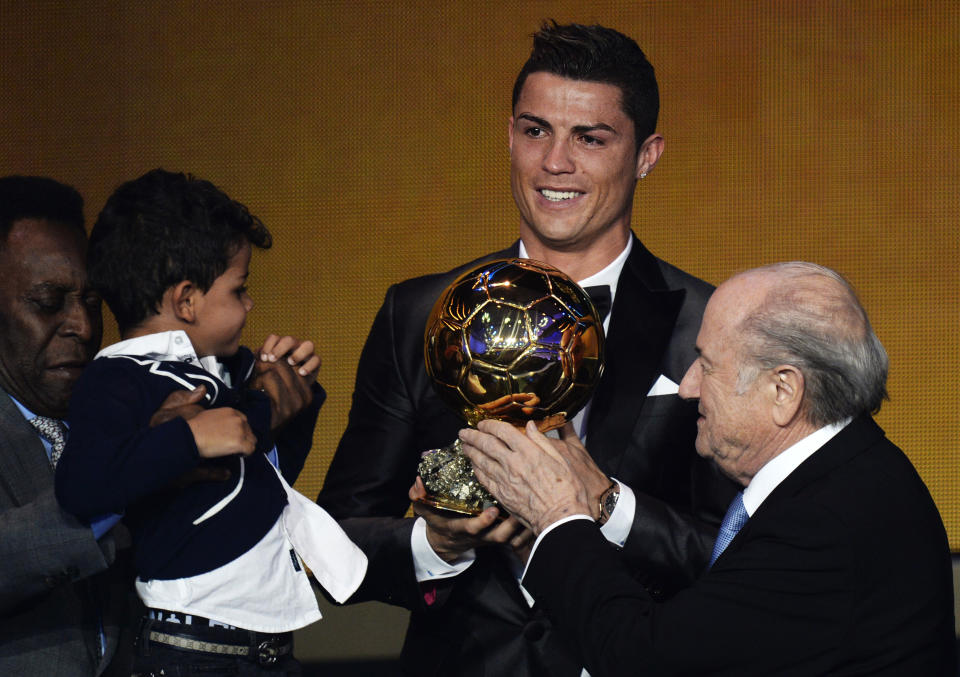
[169,281,199,324]
[635,133,664,179]
[771,365,805,427]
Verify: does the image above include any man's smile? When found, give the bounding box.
[538,188,584,202]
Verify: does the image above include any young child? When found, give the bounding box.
[54,169,366,674]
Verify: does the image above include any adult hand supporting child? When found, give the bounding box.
[252,334,320,430]
[149,385,207,427]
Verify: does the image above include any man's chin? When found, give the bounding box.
[36,371,84,416]
[693,438,710,459]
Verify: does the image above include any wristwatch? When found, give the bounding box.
[597,481,620,526]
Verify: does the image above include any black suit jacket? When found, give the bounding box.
[0,388,139,677]
[524,415,956,676]
[319,235,739,676]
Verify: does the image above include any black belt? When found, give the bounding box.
[140,616,293,666]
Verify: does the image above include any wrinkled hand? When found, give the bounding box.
[149,386,207,427]
[409,477,534,563]
[251,334,320,430]
[459,421,607,534]
[186,408,256,458]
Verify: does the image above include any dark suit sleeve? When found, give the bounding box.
[522,500,889,677]
[0,486,116,614]
[619,440,737,595]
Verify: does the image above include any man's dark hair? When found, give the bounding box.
[0,175,85,244]
[511,21,659,148]
[88,168,272,333]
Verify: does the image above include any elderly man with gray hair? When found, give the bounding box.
[461,262,955,676]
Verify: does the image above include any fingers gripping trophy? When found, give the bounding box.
[418,258,605,515]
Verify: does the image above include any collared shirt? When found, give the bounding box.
[10,396,121,540]
[742,417,851,516]
[97,331,277,467]
[518,236,632,340]
[519,237,632,441]
[11,395,63,459]
[525,417,856,582]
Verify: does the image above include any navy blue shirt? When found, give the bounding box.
[55,346,324,581]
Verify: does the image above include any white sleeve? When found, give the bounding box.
[410,516,476,582]
[599,479,634,548]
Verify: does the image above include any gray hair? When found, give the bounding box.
[736,262,888,427]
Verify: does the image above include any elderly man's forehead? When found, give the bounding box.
[0,220,88,285]
[1,218,86,256]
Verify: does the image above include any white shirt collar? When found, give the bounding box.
[518,236,631,292]
[742,417,852,516]
[96,330,226,380]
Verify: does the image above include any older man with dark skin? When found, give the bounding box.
[0,175,132,676]
[462,262,955,676]
[0,176,316,676]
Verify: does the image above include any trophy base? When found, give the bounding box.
[415,415,569,517]
[415,494,489,517]
[417,439,498,517]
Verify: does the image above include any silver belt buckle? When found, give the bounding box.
[257,638,281,665]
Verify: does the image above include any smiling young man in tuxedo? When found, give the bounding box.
[318,22,738,676]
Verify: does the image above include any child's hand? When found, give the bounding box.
[258,334,321,381]
[186,408,256,458]
[253,334,321,430]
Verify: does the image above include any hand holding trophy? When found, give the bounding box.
[418,258,605,515]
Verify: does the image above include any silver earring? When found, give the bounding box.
[640,172,647,179]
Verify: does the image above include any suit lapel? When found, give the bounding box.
[585,236,686,471]
[761,415,883,507]
[0,389,53,505]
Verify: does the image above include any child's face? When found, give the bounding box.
[189,242,253,358]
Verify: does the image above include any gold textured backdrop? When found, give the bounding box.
[2,0,958,549]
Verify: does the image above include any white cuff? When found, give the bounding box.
[411,516,476,582]
[599,479,634,548]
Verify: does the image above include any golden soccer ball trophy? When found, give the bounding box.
[418,258,605,515]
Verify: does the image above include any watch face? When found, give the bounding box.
[600,485,619,523]
[604,490,619,515]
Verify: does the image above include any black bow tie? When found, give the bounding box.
[583,285,612,323]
